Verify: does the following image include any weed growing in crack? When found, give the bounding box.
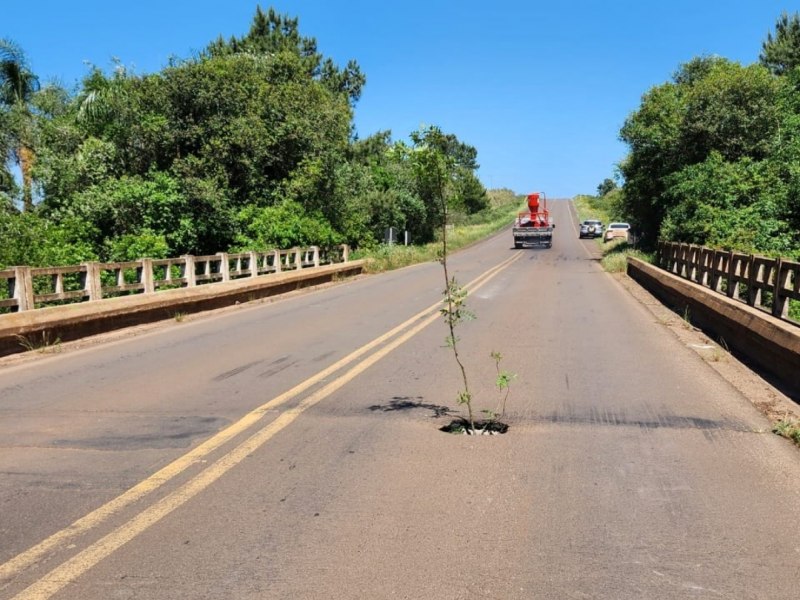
[773,419,800,445]
[15,331,61,353]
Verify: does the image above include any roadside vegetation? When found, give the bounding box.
[573,191,652,273]
[586,12,800,319]
[605,11,800,262]
[356,189,523,273]
[0,7,495,272]
[773,419,800,446]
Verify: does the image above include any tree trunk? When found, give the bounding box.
[18,144,34,212]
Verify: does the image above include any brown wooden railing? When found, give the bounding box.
[656,242,800,323]
[1,245,350,313]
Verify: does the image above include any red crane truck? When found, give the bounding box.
[512,192,554,248]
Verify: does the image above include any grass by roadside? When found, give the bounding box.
[600,240,653,272]
[353,200,524,274]
[773,419,800,446]
[573,194,653,272]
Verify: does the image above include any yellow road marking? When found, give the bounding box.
[6,252,521,598]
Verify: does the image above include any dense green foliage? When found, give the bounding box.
[0,6,488,269]
[618,13,800,259]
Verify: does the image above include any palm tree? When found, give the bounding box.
[0,38,40,212]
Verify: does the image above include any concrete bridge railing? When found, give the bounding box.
[1,245,350,313]
[656,242,800,325]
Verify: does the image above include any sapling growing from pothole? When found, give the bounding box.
[412,126,515,434]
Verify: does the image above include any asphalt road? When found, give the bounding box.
[0,200,798,599]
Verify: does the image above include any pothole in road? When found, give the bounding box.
[439,419,509,435]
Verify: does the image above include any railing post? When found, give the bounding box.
[311,246,320,268]
[341,244,350,263]
[217,253,230,281]
[273,250,281,273]
[249,251,259,277]
[10,266,34,311]
[747,255,761,307]
[182,255,196,287]
[688,245,697,282]
[53,273,64,296]
[140,258,155,294]
[710,250,723,293]
[772,258,789,319]
[81,262,102,302]
[83,262,102,301]
[726,251,737,299]
[294,247,303,270]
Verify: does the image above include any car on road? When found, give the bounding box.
[579,219,603,239]
[603,222,631,242]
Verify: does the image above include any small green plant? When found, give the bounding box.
[15,331,62,353]
[682,306,692,329]
[489,351,515,420]
[773,419,800,446]
[173,312,186,322]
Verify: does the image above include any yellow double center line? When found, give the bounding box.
[4,251,522,599]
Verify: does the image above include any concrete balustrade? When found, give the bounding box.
[1,245,346,313]
[657,242,800,323]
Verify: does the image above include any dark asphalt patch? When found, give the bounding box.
[531,409,751,432]
[51,416,228,450]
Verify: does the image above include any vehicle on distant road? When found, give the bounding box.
[579,219,603,239]
[513,192,554,248]
[604,222,631,242]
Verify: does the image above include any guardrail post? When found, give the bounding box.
[341,244,350,263]
[182,255,196,287]
[726,251,737,299]
[294,247,303,269]
[710,250,722,292]
[249,251,259,277]
[81,262,102,302]
[311,246,320,268]
[140,258,155,294]
[747,255,760,307]
[687,245,694,281]
[772,258,789,318]
[217,253,230,281]
[273,250,281,273]
[10,266,34,311]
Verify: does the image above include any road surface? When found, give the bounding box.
[0,200,798,599]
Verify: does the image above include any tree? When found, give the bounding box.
[760,12,800,75]
[680,61,781,164]
[618,81,684,245]
[205,6,365,105]
[661,153,795,256]
[596,178,617,197]
[619,56,787,247]
[0,38,40,211]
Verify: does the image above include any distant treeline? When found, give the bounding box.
[0,7,491,268]
[599,12,800,259]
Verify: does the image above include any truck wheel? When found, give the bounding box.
[514,242,522,249]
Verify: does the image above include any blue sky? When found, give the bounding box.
[3,1,795,197]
